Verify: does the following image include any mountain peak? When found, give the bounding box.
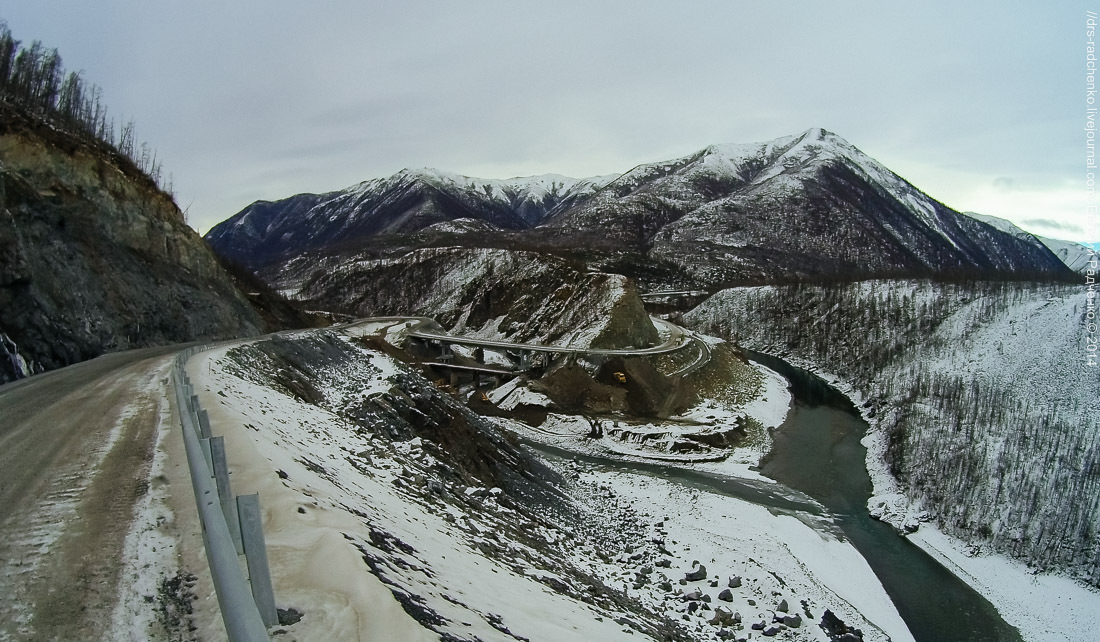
[207,129,1073,282]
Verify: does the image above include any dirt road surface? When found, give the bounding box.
[0,346,180,640]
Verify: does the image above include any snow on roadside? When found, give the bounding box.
[107,367,189,641]
[180,332,917,641]
[188,343,441,641]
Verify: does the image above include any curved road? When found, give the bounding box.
[350,315,713,377]
[0,313,707,638]
[0,345,180,640]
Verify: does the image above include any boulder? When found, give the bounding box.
[783,614,802,628]
[728,575,742,588]
[709,606,735,626]
[685,564,708,581]
[821,609,864,640]
[718,588,733,602]
[777,599,789,612]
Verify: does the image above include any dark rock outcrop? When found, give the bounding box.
[685,563,708,581]
[0,102,263,382]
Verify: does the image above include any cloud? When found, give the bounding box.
[3,2,1084,239]
[1020,218,1084,234]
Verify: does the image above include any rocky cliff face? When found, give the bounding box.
[0,104,264,382]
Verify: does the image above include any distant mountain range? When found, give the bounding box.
[207,128,1072,285]
[963,211,1094,273]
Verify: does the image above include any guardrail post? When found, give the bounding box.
[200,437,214,476]
[237,493,278,627]
[210,437,232,500]
[198,408,212,439]
[210,437,244,554]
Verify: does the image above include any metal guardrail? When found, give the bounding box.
[173,347,275,641]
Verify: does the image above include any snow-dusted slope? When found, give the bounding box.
[684,281,1100,592]
[284,246,659,350]
[183,331,910,642]
[1041,237,1096,272]
[965,211,1096,273]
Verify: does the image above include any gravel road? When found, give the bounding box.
[0,346,180,639]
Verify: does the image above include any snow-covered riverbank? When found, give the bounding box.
[177,330,910,641]
[684,280,1100,641]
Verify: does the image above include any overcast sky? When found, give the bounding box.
[3,2,1093,242]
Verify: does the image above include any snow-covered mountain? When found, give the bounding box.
[206,169,616,268]
[207,129,1072,284]
[545,128,1068,282]
[964,211,1096,273]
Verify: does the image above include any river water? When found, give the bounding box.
[747,351,1021,642]
[528,350,1023,641]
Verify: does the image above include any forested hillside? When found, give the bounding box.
[685,280,1100,586]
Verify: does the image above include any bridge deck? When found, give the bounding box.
[407,318,690,356]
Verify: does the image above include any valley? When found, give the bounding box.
[1,47,1094,637]
[175,319,912,642]
[0,9,1092,641]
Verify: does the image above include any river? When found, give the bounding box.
[747,350,1021,642]
[528,350,1023,641]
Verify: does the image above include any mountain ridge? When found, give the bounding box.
[207,129,1072,285]
[963,211,1096,273]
